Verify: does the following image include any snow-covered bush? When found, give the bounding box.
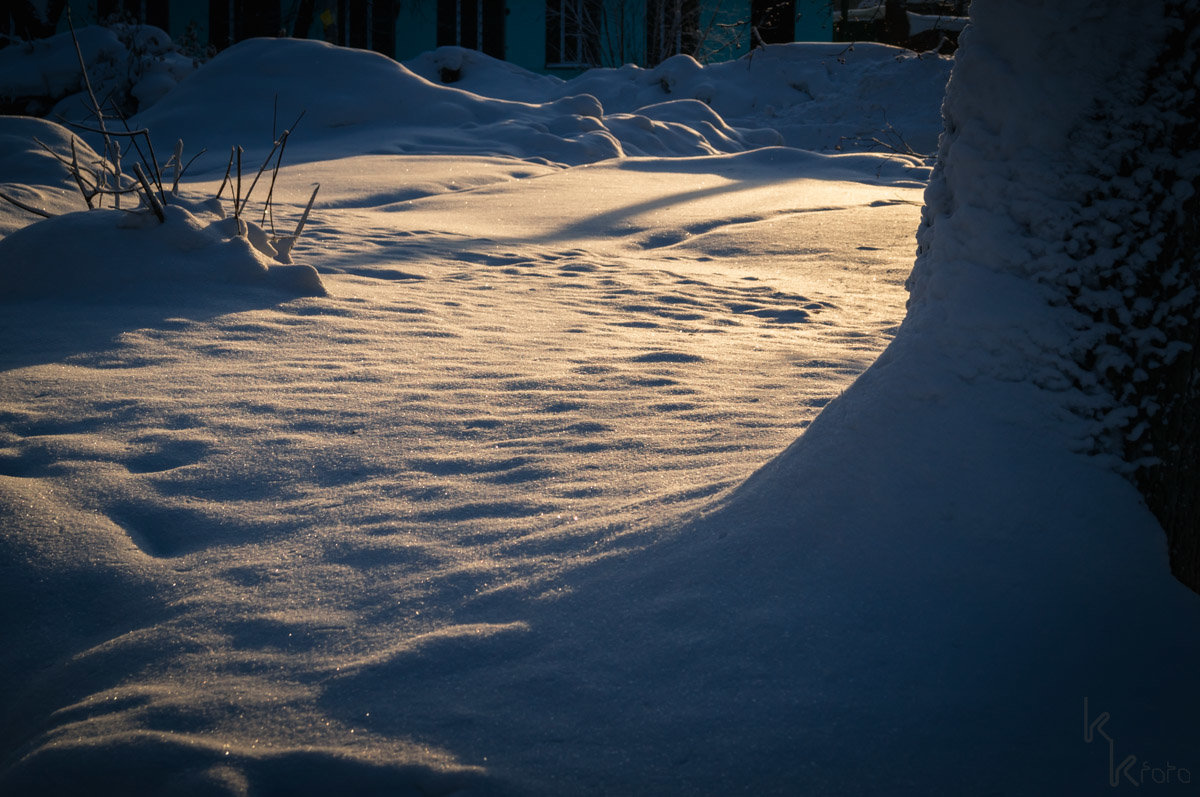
[0,22,199,118]
[0,193,325,300]
[0,112,326,300]
[0,23,324,301]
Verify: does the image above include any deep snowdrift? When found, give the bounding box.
[1,2,1197,794]
[125,37,949,169]
[132,37,780,167]
[406,42,953,154]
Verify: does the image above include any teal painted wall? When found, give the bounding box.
[795,0,833,42]
[395,2,437,60]
[505,3,545,73]
[49,1,832,73]
[597,0,648,68]
[696,0,749,63]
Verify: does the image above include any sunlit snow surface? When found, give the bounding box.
[2,18,1199,796]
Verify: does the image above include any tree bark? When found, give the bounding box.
[1127,1,1200,592]
[1062,0,1200,593]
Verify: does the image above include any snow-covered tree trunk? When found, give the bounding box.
[911,0,1200,592]
[1102,0,1200,592]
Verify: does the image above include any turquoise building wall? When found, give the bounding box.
[50,1,833,73]
[394,3,437,60]
[504,3,547,73]
[794,0,834,42]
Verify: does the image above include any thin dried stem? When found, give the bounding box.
[66,8,117,203]
[235,146,243,219]
[61,137,95,207]
[249,110,305,226]
[216,147,236,200]
[171,140,184,194]
[294,183,319,239]
[132,163,165,223]
[58,119,152,139]
[260,133,292,227]
[241,137,284,215]
[271,183,320,264]
[0,191,52,218]
[178,147,207,183]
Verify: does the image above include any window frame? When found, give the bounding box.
[546,0,600,69]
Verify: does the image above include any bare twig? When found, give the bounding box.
[272,183,320,264]
[216,146,236,200]
[170,139,184,194]
[88,185,143,198]
[243,110,304,222]
[0,191,52,218]
[116,115,163,202]
[68,139,95,205]
[178,147,207,183]
[235,146,243,219]
[111,137,122,209]
[260,132,292,228]
[52,136,95,207]
[132,163,165,222]
[241,138,284,217]
[66,7,118,205]
[58,119,152,139]
[142,130,165,202]
[294,183,319,239]
[33,136,78,168]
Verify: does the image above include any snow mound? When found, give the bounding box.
[405,43,953,155]
[0,198,326,301]
[132,38,778,168]
[0,116,96,235]
[404,45,567,103]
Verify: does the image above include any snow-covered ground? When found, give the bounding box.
[2,8,1198,795]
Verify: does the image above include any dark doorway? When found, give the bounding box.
[437,0,506,59]
[751,0,795,46]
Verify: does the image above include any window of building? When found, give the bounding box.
[437,0,505,59]
[645,0,699,66]
[546,0,600,68]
